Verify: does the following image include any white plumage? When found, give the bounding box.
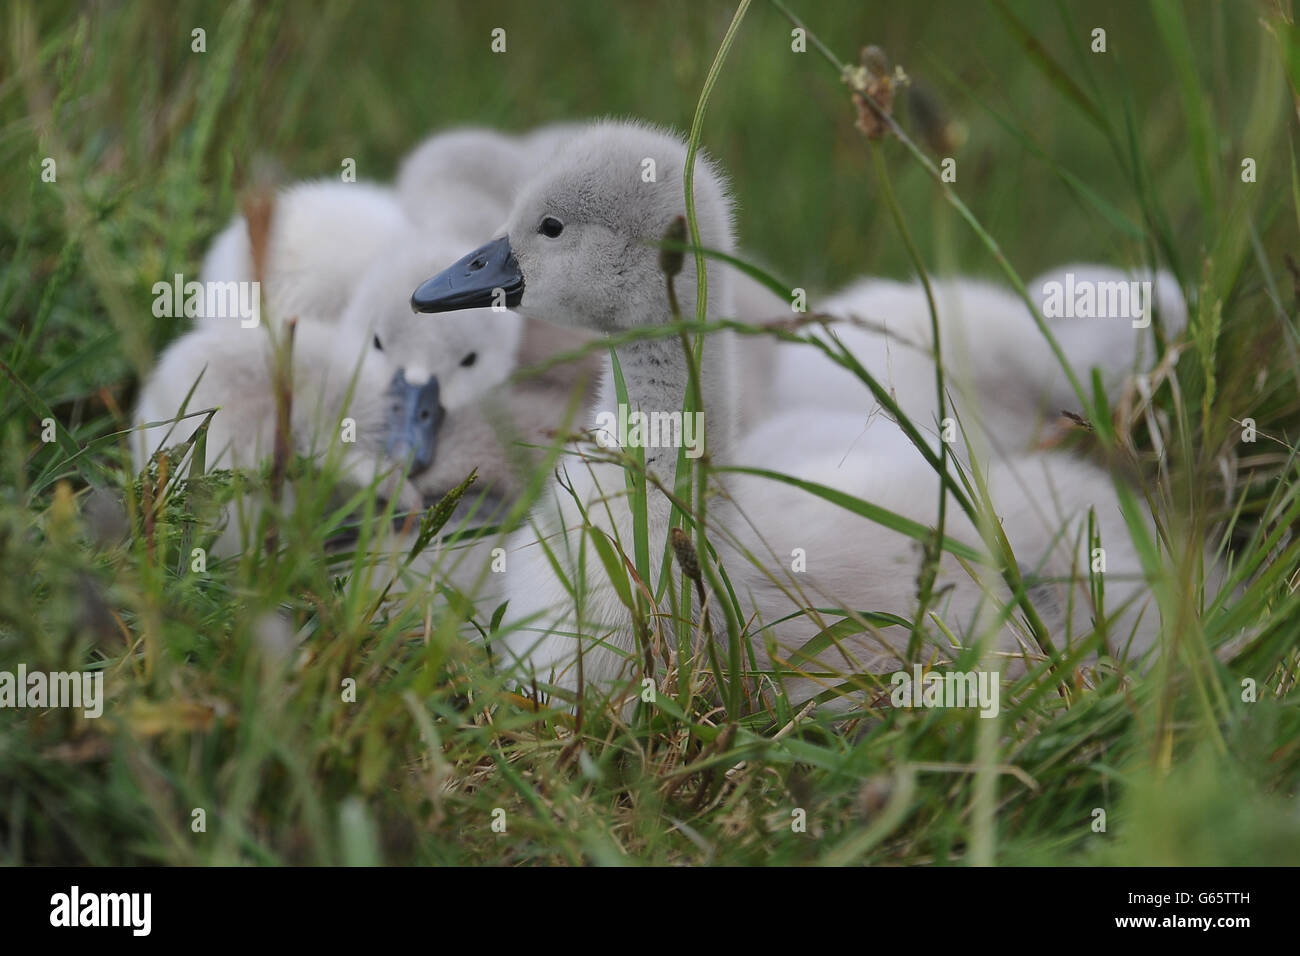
[132,318,424,556]
[768,266,1186,451]
[337,224,603,505]
[396,126,529,242]
[136,126,603,562]
[200,180,410,330]
[340,228,524,412]
[410,120,1175,707]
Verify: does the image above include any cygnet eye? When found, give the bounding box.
[373,334,383,351]
[460,351,478,368]
[538,216,564,238]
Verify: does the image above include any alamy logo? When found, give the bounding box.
[592,403,705,459]
[1040,272,1152,329]
[890,665,1000,718]
[152,273,261,328]
[0,665,103,718]
[50,886,151,936]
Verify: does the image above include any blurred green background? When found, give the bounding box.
[5,0,1287,384]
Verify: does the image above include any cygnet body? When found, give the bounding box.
[410,120,1168,710]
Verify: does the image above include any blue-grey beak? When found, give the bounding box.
[410,236,524,313]
[385,370,444,474]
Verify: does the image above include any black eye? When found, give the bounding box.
[460,352,478,368]
[373,334,383,351]
[539,216,564,238]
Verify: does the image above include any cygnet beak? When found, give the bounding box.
[410,236,524,313]
[384,369,444,474]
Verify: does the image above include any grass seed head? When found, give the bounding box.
[670,526,701,582]
[659,215,687,278]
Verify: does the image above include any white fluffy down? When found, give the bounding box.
[132,319,423,555]
[200,180,410,330]
[453,119,1185,708]
[138,118,1191,712]
[339,228,523,413]
[137,124,600,561]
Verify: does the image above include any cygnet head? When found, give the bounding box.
[291,321,436,473]
[410,120,735,331]
[280,320,445,479]
[343,230,523,414]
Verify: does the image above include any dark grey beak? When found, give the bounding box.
[410,236,525,313]
[385,370,444,475]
